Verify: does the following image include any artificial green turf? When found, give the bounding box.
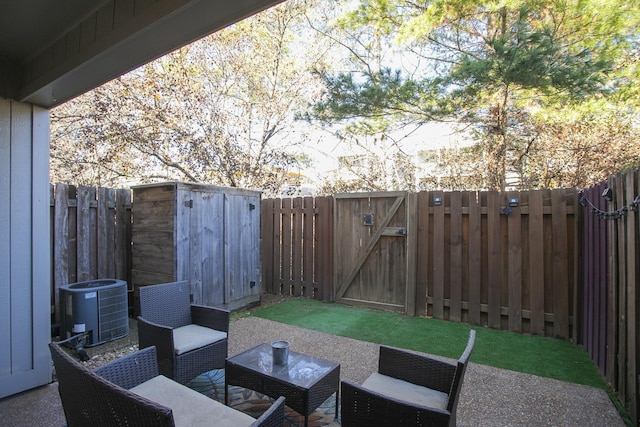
[252,298,607,390]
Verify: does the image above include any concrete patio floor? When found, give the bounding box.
[0,316,625,426]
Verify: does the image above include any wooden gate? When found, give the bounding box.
[334,192,417,313]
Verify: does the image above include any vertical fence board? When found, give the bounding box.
[551,189,569,338]
[97,187,115,278]
[487,191,501,329]
[507,191,522,332]
[416,192,429,317]
[449,192,462,322]
[596,186,607,373]
[571,191,580,343]
[529,191,544,335]
[303,197,314,296]
[582,186,593,358]
[406,193,418,316]
[468,191,481,325]
[625,170,638,424]
[432,191,445,318]
[290,197,303,296]
[274,198,284,294]
[583,186,594,364]
[68,187,78,284]
[261,199,275,293]
[76,186,95,281]
[316,197,333,302]
[53,184,70,323]
[281,198,293,295]
[612,174,627,402]
[115,189,131,285]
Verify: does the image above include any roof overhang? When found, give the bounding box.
[0,0,285,108]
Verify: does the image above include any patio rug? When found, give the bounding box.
[187,369,341,427]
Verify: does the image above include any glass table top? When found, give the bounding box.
[228,343,339,388]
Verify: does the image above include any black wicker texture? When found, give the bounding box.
[250,396,286,427]
[51,342,286,427]
[341,380,450,427]
[173,338,228,384]
[446,330,476,417]
[341,330,476,427]
[138,281,192,328]
[137,280,230,384]
[50,342,174,426]
[378,346,457,394]
[192,303,230,332]
[94,346,159,389]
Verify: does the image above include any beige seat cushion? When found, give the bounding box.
[130,375,255,427]
[173,324,227,355]
[361,372,449,410]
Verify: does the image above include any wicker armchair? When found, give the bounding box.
[50,340,285,427]
[341,329,476,427]
[137,280,230,384]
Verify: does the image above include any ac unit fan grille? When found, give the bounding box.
[98,287,128,343]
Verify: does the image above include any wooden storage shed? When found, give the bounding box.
[131,182,261,312]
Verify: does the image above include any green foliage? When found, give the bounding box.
[310,68,447,123]
[308,0,640,190]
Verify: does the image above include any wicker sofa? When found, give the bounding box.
[341,329,476,427]
[50,341,285,427]
[137,280,230,384]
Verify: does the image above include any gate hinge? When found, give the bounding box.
[184,199,193,208]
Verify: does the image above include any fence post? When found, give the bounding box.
[405,193,418,316]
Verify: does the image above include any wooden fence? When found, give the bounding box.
[581,168,639,424]
[260,189,579,339]
[49,179,640,424]
[261,196,334,301]
[50,184,132,322]
[416,189,578,339]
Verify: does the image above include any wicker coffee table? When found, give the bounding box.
[225,343,340,427]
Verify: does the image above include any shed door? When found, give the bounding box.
[334,192,411,312]
[188,190,225,306]
[185,189,261,310]
[223,193,261,307]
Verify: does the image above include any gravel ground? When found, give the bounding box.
[230,316,625,427]
[2,294,625,426]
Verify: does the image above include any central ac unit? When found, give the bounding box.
[59,279,129,346]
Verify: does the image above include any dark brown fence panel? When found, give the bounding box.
[261,198,276,294]
[528,191,545,336]
[486,191,502,329]
[315,196,334,302]
[622,170,638,426]
[260,196,333,301]
[415,193,430,317]
[418,189,577,339]
[467,191,482,326]
[613,169,637,424]
[50,184,132,322]
[432,191,446,318]
[580,168,640,425]
[580,181,609,375]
